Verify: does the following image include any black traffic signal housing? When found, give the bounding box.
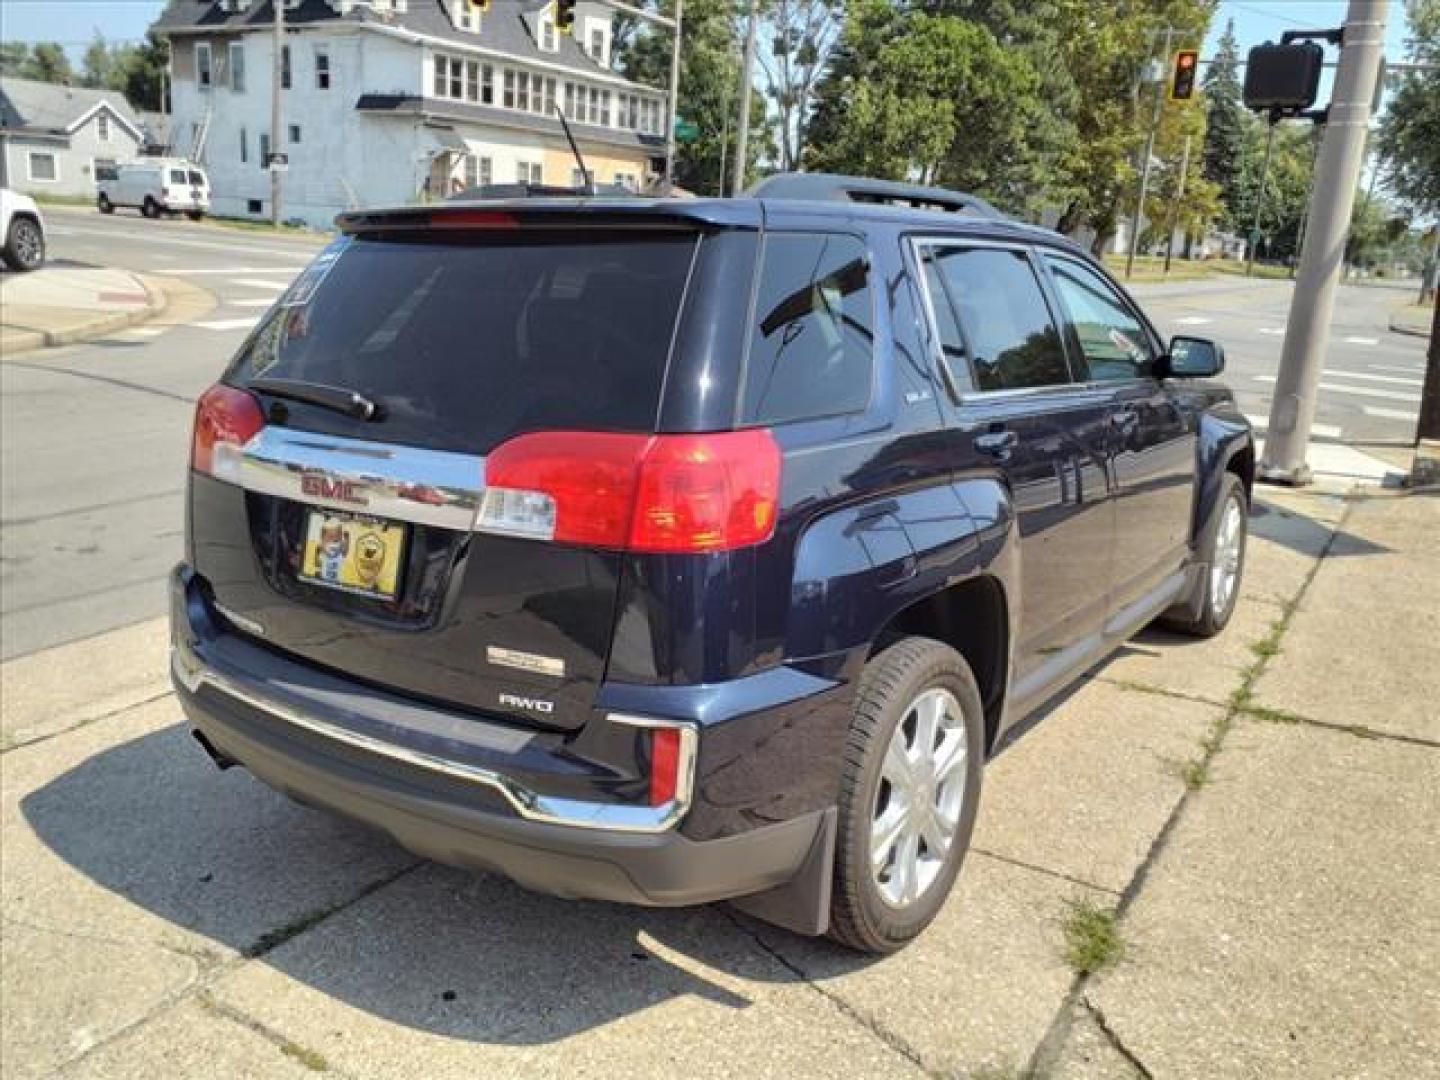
[1244,41,1325,113]
[467,0,490,11]
[1170,49,1199,100]
[556,0,576,34]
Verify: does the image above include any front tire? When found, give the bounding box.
[1163,473,1248,637]
[828,637,985,954]
[98,193,114,214]
[186,210,205,221]
[142,197,161,219]
[2,216,45,272]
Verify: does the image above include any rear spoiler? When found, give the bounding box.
[335,199,761,234]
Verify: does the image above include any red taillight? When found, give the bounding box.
[191,383,264,479]
[428,209,519,229]
[649,727,682,807]
[482,429,781,553]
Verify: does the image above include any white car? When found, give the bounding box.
[0,188,46,272]
[96,159,210,220]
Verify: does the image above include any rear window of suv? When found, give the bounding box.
[227,231,698,453]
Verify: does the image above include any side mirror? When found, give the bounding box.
[1164,335,1225,377]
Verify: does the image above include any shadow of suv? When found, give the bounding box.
[170,172,1254,953]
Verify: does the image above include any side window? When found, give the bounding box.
[922,246,1071,392]
[1044,255,1156,381]
[743,233,874,425]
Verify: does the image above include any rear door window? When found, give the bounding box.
[169,169,187,184]
[187,170,205,186]
[1043,254,1156,381]
[228,231,698,453]
[742,232,874,425]
[919,246,1072,392]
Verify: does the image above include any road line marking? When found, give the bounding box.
[231,279,289,291]
[194,317,260,331]
[1321,370,1423,387]
[1253,375,1419,403]
[1342,336,1379,345]
[1367,363,1425,375]
[180,267,303,275]
[1243,414,1342,438]
[1173,316,1213,325]
[123,327,165,337]
[1258,327,1285,335]
[228,298,276,308]
[42,223,317,260]
[1362,406,1420,423]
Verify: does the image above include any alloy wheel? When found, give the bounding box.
[1211,496,1243,617]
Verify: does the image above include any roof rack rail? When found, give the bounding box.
[747,172,1006,219]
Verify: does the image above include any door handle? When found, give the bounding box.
[1110,407,1141,440]
[974,429,1018,461]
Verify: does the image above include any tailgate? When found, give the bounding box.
[189,224,700,729]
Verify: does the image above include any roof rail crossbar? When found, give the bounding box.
[747,172,1006,219]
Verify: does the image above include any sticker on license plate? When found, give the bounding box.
[299,511,406,599]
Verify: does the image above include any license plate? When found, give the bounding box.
[299,510,406,599]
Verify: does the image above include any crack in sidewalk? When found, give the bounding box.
[971,847,1122,897]
[1025,498,1357,1078]
[1083,995,1155,1079]
[724,910,945,1079]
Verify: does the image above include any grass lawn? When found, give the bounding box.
[1100,253,1222,283]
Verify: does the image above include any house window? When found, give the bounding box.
[259,131,270,169]
[463,154,491,188]
[587,87,598,124]
[589,27,605,64]
[453,0,479,32]
[434,56,447,97]
[196,43,213,88]
[540,16,558,51]
[516,160,542,184]
[289,124,301,144]
[503,69,515,108]
[542,76,556,115]
[614,171,638,191]
[315,48,330,89]
[599,89,611,126]
[516,71,530,112]
[563,82,576,120]
[97,112,111,141]
[27,151,58,182]
[229,42,245,91]
[240,126,248,162]
[481,63,493,103]
[281,45,291,89]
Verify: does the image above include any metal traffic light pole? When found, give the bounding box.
[1259,0,1389,485]
[1126,28,1174,280]
[602,0,681,193]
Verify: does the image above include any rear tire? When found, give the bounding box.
[186,210,205,221]
[142,197,161,219]
[98,194,114,214]
[2,216,45,272]
[1162,473,1247,637]
[828,637,985,954]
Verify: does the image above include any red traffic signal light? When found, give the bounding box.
[1170,49,1199,100]
[556,0,576,33]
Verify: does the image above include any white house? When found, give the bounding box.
[0,77,144,196]
[153,0,668,227]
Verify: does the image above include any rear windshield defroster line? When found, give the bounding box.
[228,231,700,455]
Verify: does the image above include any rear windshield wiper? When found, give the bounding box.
[249,377,378,421]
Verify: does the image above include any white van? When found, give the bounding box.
[97,160,210,220]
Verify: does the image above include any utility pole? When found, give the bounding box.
[1126,27,1173,280]
[1259,0,1389,485]
[1245,117,1278,276]
[732,0,758,196]
[1163,130,1191,276]
[270,0,284,227]
[663,0,683,193]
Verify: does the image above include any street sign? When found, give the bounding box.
[674,118,700,143]
[266,152,289,172]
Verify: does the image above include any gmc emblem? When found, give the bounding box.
[301,474,367,506]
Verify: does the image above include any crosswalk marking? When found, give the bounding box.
[229,298,277,308]
[194,317,261,331]
[1342,336,1379,345]
[231,279,290,291]
[1367,364,1425,375]
[1362,406,1420,423]
[1244,413,1342,438]
[1321,370,1423,388]
[1253,375,1419,403]
[1258,327,1285,335]
[1173,316,1212,325]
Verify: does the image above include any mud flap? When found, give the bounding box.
[729,806,836,937]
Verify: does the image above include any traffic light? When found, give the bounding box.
[1243,41,1325,112]
[1169,49,1199,100]
[556,0,576,34]
[467,0,490,12]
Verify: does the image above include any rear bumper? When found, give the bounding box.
[169,566,830,909]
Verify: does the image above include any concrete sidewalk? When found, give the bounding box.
[0,265,165,356]
[1,488,1436,1078]
[1389,299,1434,338]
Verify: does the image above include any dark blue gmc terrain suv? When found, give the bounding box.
[171,173,1254,953]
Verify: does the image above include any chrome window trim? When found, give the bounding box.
[171,646,698,834]
[228,426,486,532]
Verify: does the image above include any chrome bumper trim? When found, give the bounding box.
[170,647,696,833]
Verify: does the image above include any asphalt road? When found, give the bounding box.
[0,206,1428,661]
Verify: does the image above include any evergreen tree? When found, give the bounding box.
[20,42,74,84]
[1201,18,1252,231]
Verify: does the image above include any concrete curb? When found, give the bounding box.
[1388,308,1433,339]
[2,271,169,356]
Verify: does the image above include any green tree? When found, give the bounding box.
[20,42,74,84]
[82,33,115,89]
[1377,0,1440,216]
[615,0,768,192]
[1201,18,1253,230]
[0,42,28,77]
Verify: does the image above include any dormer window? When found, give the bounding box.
[587,26,607,66]
[539,14,558,52]
[451,0,481,33]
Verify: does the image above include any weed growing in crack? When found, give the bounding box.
[1062,899,1123,975]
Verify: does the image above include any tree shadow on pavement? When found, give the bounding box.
[20,722,873,1044]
